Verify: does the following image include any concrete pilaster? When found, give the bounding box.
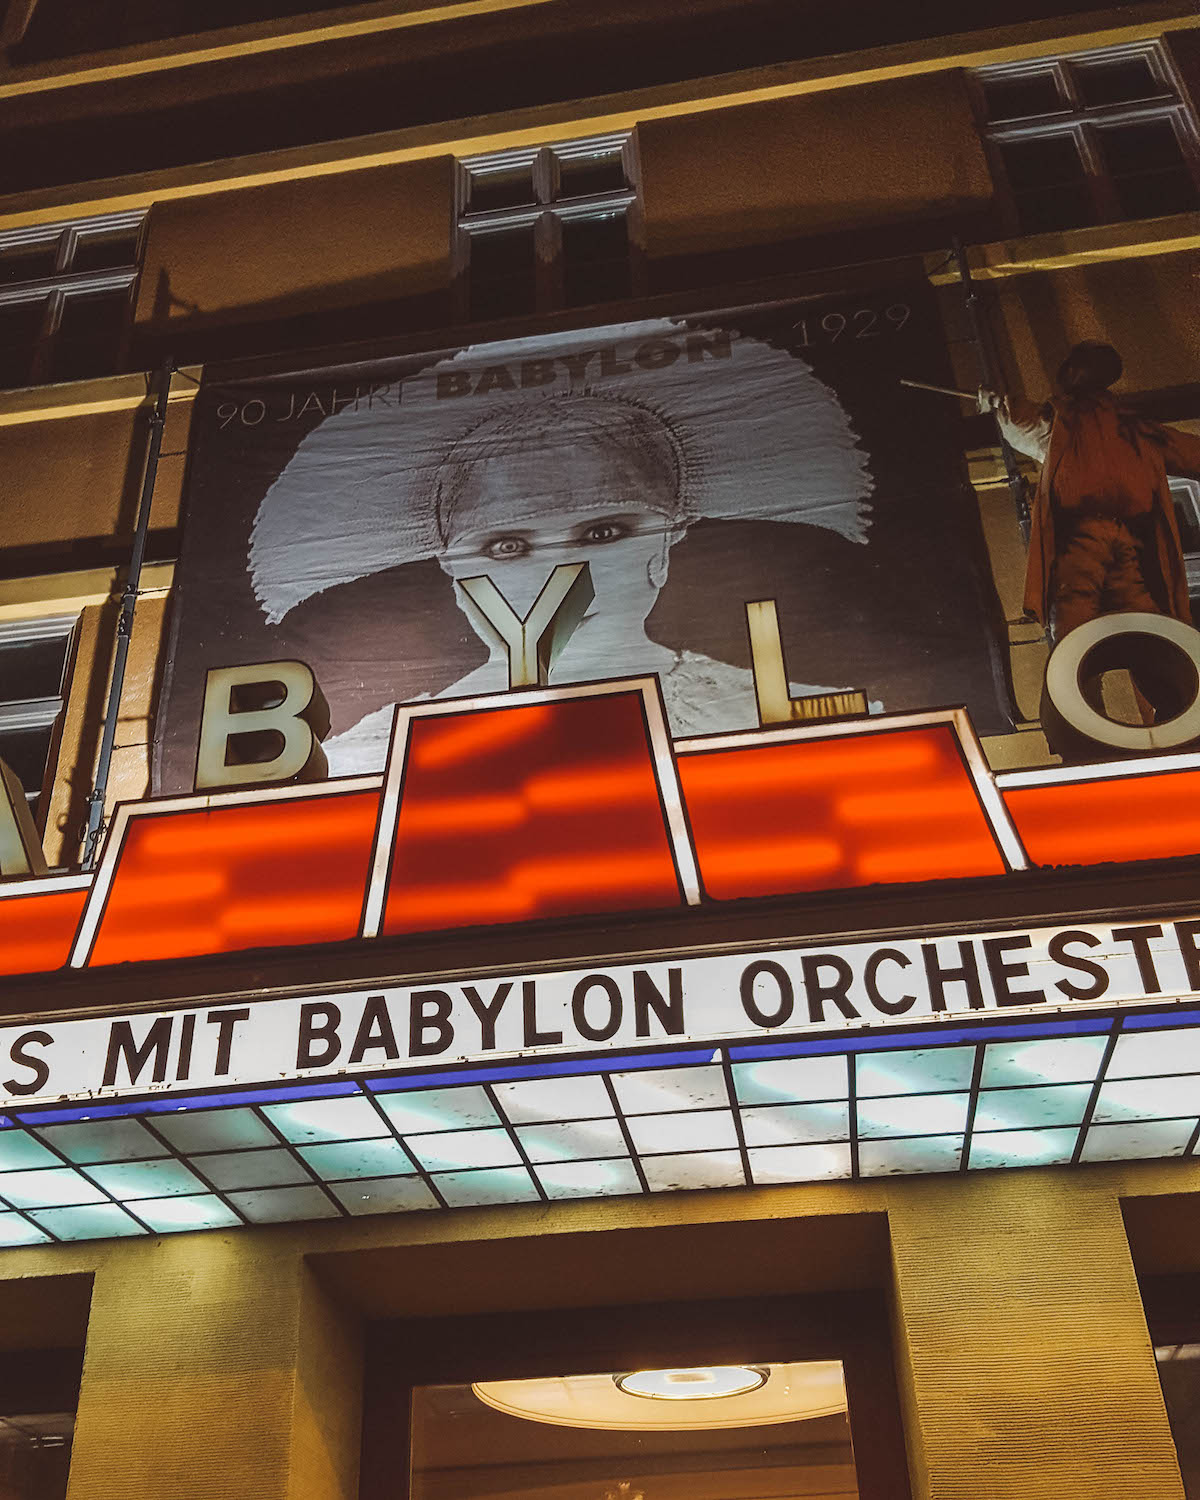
[889,1170,1184,1499]
[64,1233,360,1500]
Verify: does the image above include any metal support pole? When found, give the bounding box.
[952,238,1030,541]
[81,359,173,871]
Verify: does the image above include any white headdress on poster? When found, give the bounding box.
[249,317,873,625]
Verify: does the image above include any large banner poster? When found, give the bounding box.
[156,285,1013,790]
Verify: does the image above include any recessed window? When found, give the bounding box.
[364,1295,908,1500]
[0,212,144,391]
[410,1363,864,1498]
[1172,479,1200,608]
[0,1411,74,1500]
[0,616,77,822]
[1143,1275,1200,1497]
[456,135,640,323]
[973,44,1200,235]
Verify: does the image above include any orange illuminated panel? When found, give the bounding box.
[679,726,1007,900]
[0,887,87,975]
[87,791,380,967]
[1004,767,1200,868]
[382,693,684,935]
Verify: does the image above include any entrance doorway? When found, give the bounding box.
[361,1293,909,1500]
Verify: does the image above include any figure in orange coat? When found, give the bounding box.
[982,342,1200,640]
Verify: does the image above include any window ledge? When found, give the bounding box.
[0,563,174,623]
[0,366,199,426]
[928,210,1200,281]
[0,0,556,96]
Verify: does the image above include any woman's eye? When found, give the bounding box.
[484,536,531,559]
[580,521,629,544]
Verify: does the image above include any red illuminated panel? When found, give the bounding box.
[382,693,684,934]
[87,791,379,967]
[0,887,88,976]
[1005,767,1200,868]
[679,726,1007,900]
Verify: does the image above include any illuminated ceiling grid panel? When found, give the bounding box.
[0,1013,1197,1245]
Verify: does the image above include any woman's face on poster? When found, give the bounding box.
[436,439,680,635]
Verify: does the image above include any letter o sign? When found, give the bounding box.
[1044,612,1200,754]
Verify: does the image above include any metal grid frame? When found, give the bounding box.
[2,1003,1199,1246]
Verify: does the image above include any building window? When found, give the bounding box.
[363,1294,909,1500]
[0,1349,81,1500]
[972,44,1200,235]
[0,211,144,391]
[0,1410,74,1500]
[456,134,640,323]
[0,615,77,820]
[1172,477,1200,604]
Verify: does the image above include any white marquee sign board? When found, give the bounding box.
[3,915,1198,1110]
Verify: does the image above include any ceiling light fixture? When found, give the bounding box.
[472,1361,847,1430]
[614,1366,767,1400]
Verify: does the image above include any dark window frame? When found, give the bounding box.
[0,612,79,828]
[970,43,1200,236]
[1170,477,1200,604]
[360,1291,911,1500]
[1139,1272,1200,1495]
[455,134,644,325]
[0,211,145,391]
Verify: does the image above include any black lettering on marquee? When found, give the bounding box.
[522,980,563,1047]
[3,1030,52,1095]
[103,1016,172,1087]
[348,996,400,1064]
[207,1008,251,1075]
[409,991,454,1057]
[462,983,512,1050]
[1112,924,1165,994]
[297,1002,342,1069]
[1047,931,1110,1001]
[921,941,984,1011]
[982,935,1045,1008]
[572,976,623,1042]
[863,949,916,1016]
[633,969,684,1037]
[1174,920,1200,992]
[801,954,859,1022]
[739,960,794,1028]
[176,1013,196,1081]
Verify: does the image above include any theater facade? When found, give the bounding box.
[1,0,1200,1496]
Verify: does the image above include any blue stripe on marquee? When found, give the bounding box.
[1124,1007,1200,1029]
[15,1078,359,1125]
[728,1013,1114,1061]
[365,1046,716,1093]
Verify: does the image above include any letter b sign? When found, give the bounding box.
[195,661,330,791]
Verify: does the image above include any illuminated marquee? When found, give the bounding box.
[4,913,1200,1109]
[4,673,1200,980]
[1,669,1199,1245]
